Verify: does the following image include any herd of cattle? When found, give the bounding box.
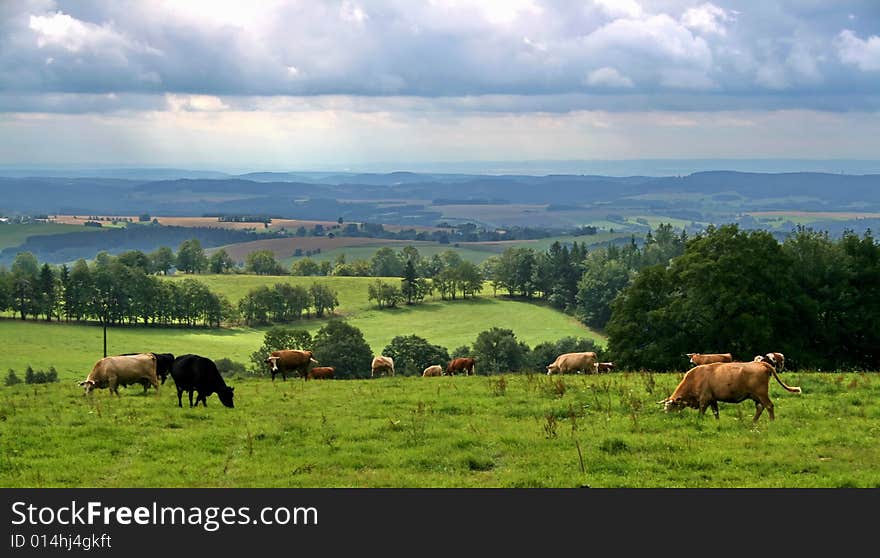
[76,348,801,423]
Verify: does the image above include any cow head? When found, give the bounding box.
[218,386,235,408]
[79,379,96,394]
[685,353,697,364]
[264,356,280,372]
[546,364,559,375]
[659,396,685,413]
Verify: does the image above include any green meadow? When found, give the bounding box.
[0,222,97,250]
[1,275,602,380]
[1,372,877,488]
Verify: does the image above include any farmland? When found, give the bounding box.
[0,274,602,379]
[1,371,877,488]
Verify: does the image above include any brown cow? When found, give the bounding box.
[547,352,598,375]
[686,352,733,366]
[80,353,159,396]
[371,356,395,378]
[755,352,785,371]
[264,349,317,381]
[422,365,443,377]
[660,358,801,422]
[597,362,615,372]
[446,357,476,376]
[306,366,335,380]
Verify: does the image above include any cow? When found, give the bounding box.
[371,355,395,378]
[306,366,335,380]
[686,353,733,366]
[446,357,476,376]
[755,352,786,371]
[171,354,234,408]
[660,358,801,422]
[119,352,175,393]
[264,349,317,381]
[546,352,598,375]
[79,353,159,396]
[597,362,615,372]
[422,365,443,377]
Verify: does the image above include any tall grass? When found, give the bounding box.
[1,372,877,488]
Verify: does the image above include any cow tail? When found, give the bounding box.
[771,367,801,394]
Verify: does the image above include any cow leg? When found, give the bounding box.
[188,390,194,408]
[754,397,774,422]
[709,401,720,419]
[109,378,119,396]
[176,388,183,408]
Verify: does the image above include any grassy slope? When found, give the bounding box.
[0,223,97,250]
[1,372,877,488]
[1,275,603,379]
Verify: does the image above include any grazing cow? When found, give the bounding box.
[686,353,733,366]
[306,366,335,380]
[755,352,786,371]
[171,354,234,408]
[422,365,443,377]
[597,362,615,372]
[371,355,395,378]
[79,353,159,396]
[264,349,317,381]
[446,357,476,376]
[660,359,801,422]
[546,352,598,375]
[120,352,175,393]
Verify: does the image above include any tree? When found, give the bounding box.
[149,246,176,275]
[472,327,528,375]
[368,279,404,309]
[4,369,21,386]
[249,327,313,375]
[11,252,39,320]
[209,249,236,274]
[400,258,430,304]
[381,335,450,376]
[37,263,56,321]
[311,321,373,379]
[117,250,152,274]
[576,252,632,329]
[246,250,284,275]
[310,283,339,317]
[176,239,207,274]
[291,257,321,276]
[370,247,404,277]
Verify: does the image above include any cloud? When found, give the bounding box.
[835,29,880,72]
[586,67,634,88]
[681,3,732,36]
[0,1,877,113]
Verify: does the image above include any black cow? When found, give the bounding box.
[171,354,234,409]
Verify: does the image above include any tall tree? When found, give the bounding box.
[176,239,207,274]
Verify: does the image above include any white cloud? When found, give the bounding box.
[165,94,229,112]
[592,0,643,20]
[835,29,880,72]
[681,3,732,36]
[340,1,369,24]
[586,67,634,88]
[29,11,130,53]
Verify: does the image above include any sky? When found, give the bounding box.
[1,0,879,173]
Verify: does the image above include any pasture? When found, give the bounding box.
[0,294,602,379]
[1,371,877,488]
[0,222,98,250]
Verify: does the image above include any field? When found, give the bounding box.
[0,275,602,379]
[0,222,98,250]
[1,371,877,488]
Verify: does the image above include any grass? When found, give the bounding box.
[1,371,877,488]
[0,275,602,380]
[0,223,99,250]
